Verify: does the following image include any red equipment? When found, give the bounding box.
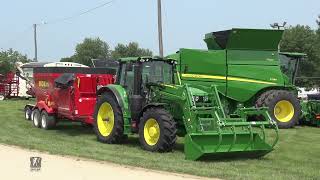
[0,72,20,100]
[25,67,116,128]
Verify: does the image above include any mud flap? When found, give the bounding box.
[184,131,276,161]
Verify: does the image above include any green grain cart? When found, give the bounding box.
[94,57,278,160]
[168,28,302,128]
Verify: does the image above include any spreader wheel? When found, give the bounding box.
[24,106,32,120]
[139,107,177,152]
[40,111,56,130]
[256,90,301,128]
[93,93,124,144]
[32,109,41,128]
[0,94,4,101]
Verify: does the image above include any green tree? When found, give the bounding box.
[60,56,75,63]
[280,24,319,86]
[316,15,320,35]
[61,38,111,66]
[111,42,153,59]
[0,48,31,75]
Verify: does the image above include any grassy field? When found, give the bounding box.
[0,99,319,180]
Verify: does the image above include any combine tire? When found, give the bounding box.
[40,111,56,130]
[24,106,32,120]
[256,90,301,128]
[139,107,177,152]
[93,93,124,144]
[32,109,41,128]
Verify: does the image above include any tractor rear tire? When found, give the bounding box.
[32,109,41,128]
[93,93,124,144]
[139,107,177,152]
[256,90,301,128]
[40,111,56,130]
[24,106,32,120]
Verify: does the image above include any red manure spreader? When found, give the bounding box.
[24,67,116,129]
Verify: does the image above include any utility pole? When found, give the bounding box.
[157,0,164,58]
[33,24,38,62]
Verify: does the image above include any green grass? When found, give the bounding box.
[0,99,319,180]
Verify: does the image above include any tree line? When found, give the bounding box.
[60,40,153,66]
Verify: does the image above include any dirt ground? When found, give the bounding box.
[0,144,215,180]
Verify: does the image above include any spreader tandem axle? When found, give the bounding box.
[94,57,279,160]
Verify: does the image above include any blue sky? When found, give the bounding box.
[0,0,319,62]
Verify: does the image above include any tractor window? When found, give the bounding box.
[142,61,173,85]
[119,63,135,94]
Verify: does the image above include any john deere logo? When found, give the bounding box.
[30,157,42,171]
[38,81,49,88]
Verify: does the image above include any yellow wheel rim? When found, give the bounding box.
[97,102,114,137]
[274,100,295,123]
[144,118,160,146]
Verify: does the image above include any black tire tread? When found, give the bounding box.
[40,110,56,130]
[93,93,124,144]
[139,107,177,152]
[256,90,301,128]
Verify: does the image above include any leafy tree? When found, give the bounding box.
[280,24,319,87]
[111,42,153,59]
[61,38,111,66]
[316,15,320,35]
[0,48,31,75]
[60,56,75,63]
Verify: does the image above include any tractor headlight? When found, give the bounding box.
[203,96,209,102]
[192,95,209,103]
[193,96,200,102]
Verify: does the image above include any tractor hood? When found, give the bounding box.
[204,28,283,51]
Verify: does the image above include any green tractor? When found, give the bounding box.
[168,28,303,128]
[94,57,278,160]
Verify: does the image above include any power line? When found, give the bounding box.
[44,0,116,25]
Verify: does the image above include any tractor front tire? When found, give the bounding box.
[32,109,41,128]
[93,93,124,144]
[139,107,177,152]
[256,90,301,128]
[40,111,56,130]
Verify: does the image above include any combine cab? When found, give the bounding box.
[94,57,278,160]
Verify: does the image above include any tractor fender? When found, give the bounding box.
[139,103,167,120]
[96,85,130,118]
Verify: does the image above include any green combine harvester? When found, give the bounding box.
[168,28,303,129]
[94,57,278,160]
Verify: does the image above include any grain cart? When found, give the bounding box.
[94,57,278,160]
[168,28,301,128]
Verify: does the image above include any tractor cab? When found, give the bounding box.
[279,52,306,85]
[116,57,177,122]
[117,57,176,96]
